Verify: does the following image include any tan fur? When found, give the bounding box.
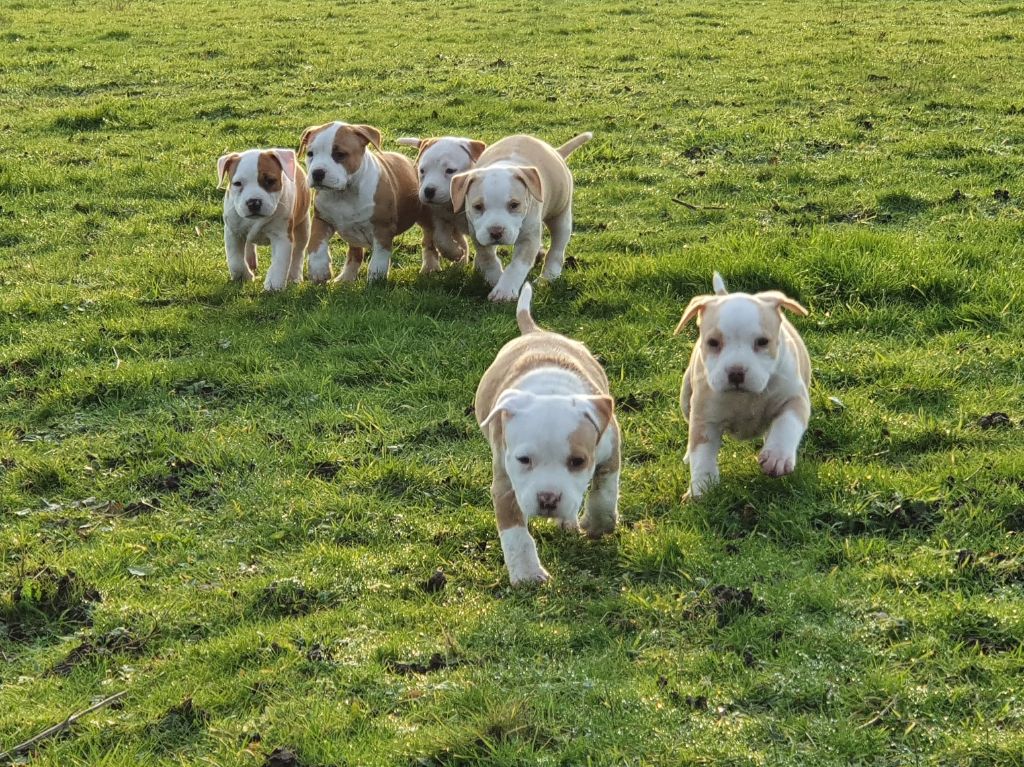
[372,151,423,246]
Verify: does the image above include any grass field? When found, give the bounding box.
[2,0,1024,764]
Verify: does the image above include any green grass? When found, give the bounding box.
[2,0,1024,764]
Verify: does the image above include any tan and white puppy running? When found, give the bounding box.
[217,148,309,291]
[476,283,621,585]
[396,135,486,272]
[300,122,428,282]
[451,132,592,302]
[676,272,811,499]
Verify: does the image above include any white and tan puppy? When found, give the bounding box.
[476,283,621,585]
[217,148,309,291]
[451,132,592,302]
[676,273,811,499]
[300,122,429,282]
[396,135,486,272]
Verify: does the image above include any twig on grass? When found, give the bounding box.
[0,690,127,764]
[672,197,728,211]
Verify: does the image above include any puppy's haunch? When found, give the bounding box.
[677,273,811,499]
[475,283,621,585]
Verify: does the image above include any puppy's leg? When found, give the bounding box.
[225,232,253,282]
[759,397,809,478]
[337,245,364,282]
[288,217,309,284]
[540,205,572,281]
[435,219,467,264]
[488,228,542,302]
[582,429,620,538]
[263,234,292,292]
[419,220,441,275]
[307,215,335,284]
[474,242,503,287]
[686,422,723,500]
[493,472,549,585]
[244,243,258,275]
[367,230,393,282]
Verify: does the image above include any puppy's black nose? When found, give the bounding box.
[488,226,505,242]
[728,368,745,386]
[311,168,325,185]
[537,491,561,512]
[246,198,262,213]
[423,186,436,200]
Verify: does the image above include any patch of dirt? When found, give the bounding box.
[386,652,457,675]
[686,585,764,628]
[249,579,330,619]
[148,456,201,492]
[2,568,102,641]
[307,460,343,481]
[977,412,1012,429]
[264,747,300,767]
[47,626,146,676]
[423,568,447,594]
[993,188,1010,202]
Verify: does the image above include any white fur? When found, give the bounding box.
[705,298,778,395]
[499,526,549,585]
[414,137,477,267]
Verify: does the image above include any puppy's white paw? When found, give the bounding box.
[580,513,616,538]
[541,266,562,281]
[336,266,360,283]
[367,263,390,282]
[488,284,520,302]
[558,517,580,533]
[229,269,255,282]
[308,266,333,284]
[758,446,796,478]
[263,276,287,292]
[509,566,550,586]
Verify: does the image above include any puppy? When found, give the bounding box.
[476,282,621,584]
[300,122,429,282]
[217,148,309,291]
[676,273,811,499]
[451,132,592,302]
[396,135,486,272]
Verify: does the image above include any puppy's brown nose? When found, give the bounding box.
[537,491,561,512]
[727,368,745,386]
[488,226,505,242]
[423,186,436,200]
[311,168,325,185]
[246,198,262,214]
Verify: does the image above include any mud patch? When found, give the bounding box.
[687,585,764,628]
[47,626,146,676]
[423,568,448,594]
[386,652,457,675]
[307,460,343,481]
[147,456,201,492]
[1,568,102,641]
[977,412,1012,429]
[249,579,329,619]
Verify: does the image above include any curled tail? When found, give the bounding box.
[395,137,421,148]
[516,282,540,334]
[556,131,593,159]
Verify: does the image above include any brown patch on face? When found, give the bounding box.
[414,138,437,162]
[331,125,370,174]
[567,419,600,473]
[463,140,487,162]
[754,300,783,357]
[257,152,283,194]
[298,124,328,154]
[219,154,240,186]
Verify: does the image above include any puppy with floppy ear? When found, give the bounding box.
[676,272,811,499]
[396,136,486,272]
[476,283,621,585]
[300,121,432,283]
[217,148,310,291]
[450,131,592,302]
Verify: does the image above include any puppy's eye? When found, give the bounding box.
[232,181,242,188]
[420,168,426,176]
[756,337,770,348]
[306,150,314,158]
[444,168,456,175]
[473,203,484,212]
[516,455,531,466]
[261,176,276,187]
[706,338,720,349]
[568,455,586,470]
[509,201,520,211]
[332,151,347,162]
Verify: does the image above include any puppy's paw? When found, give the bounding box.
[335,267,360,283]
[509,566,550,586]
[419,261,441,275]
[540,266,562,281]
[558,517,580,533]
[367,264,389,282]
[263,276,287,292]
[229,270,255,282]
[758,446,796,478]
[580,513,616,538]
[488,284,520,302]
[308,267,333,284]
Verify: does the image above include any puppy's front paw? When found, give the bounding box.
[509,566,550,586]
[558,517,580,533]
[580,513,616,538]
[229,269,255,282]
[367,263,390,282]
[263,276,287,292]
[540,265,562,281]
[308,266,333,284]
[488,284,520,302]
[336,266,360,283]
[758,446,796,478]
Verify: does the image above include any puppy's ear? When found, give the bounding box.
[268,148,297,181]
[450,171,475,213]
[352,124,382,151]
[758,291,809,317]
[674,295,715,335]
[298,125,325,155]
[414,138,438,162]
[463,139,487,162]
[480,389,535,428]
[217,153,240,188]
[514,166,543,202]
[580,395,615,437]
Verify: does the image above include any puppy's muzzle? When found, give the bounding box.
[488,225,506,243]
[246,198,263,216]
[422,185,436,201]
[727,367,746,389]
[536,491,562,515]
[311,168,326,187]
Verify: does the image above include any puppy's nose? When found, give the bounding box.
[488,225,505,242]
[423,186,436,200]
[311,168,325,185]
[246,198,262,214]
[536,491,561,512]
[727,368,746,386]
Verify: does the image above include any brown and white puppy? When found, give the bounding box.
[451,132,592,302]
[676,273,811,499]
[300,122,430,282]
[217,148,309,291]
[476,282,620,585]
[396,135,486,272]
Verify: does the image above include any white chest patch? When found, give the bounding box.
[313,155,380,248]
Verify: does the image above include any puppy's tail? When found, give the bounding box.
[516,282,540,335]
[712,271,728,295]
[556,131,593,159]
[395,137,421,148]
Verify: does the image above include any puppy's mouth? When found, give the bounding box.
[311,180,346,192]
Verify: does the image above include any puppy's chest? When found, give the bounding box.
[711,395,784,440]
[224,205,286,245]
[315,187,378,248]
